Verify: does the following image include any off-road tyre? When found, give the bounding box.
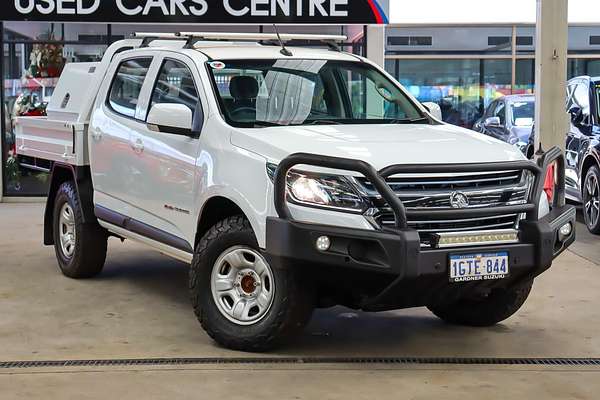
[53,181,108,279]
[190,215,314,352]
[428,281,533,327]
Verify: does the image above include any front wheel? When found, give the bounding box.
[190,216,314,352]
[583,165,600,234]
[428,282,533,327]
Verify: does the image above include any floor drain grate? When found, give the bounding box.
[2,357,600,369]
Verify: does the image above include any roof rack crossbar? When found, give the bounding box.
[132,32,348,47]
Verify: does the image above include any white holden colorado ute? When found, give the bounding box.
[15,32,576,352]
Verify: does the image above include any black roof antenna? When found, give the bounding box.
[273,24,293,57]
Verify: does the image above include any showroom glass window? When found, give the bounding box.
[385,27,513,129]
[384,25,600,131]
[2,22,109,196]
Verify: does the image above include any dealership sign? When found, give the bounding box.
[5,0,389,24]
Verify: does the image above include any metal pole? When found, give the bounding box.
[511,25,517,95]
[366,25,385,67]
[0,21,5,202]
[535,0,569,153]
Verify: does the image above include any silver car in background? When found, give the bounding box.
[473,94,535,158]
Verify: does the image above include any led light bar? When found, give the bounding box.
[433,229,519,248]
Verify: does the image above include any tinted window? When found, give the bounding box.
[150,59,200,121]
[510,101,534,125]
[488,36,510,46]
[108,58,152,118]
[485,101,497,118]
[573,83,591,116]
[596,84,600,122]
[494,102,506,125]
[566,83,577,110]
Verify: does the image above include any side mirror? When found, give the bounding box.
[147,103,195,136]
[484,116,502,127]
[421,102,443,121]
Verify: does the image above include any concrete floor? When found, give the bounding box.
[1,203,600,398]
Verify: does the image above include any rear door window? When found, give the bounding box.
[108,58,153,118]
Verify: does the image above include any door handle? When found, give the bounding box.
[132,138,145,154]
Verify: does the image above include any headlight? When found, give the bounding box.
[508,135,519,145]
[267,163,366,213]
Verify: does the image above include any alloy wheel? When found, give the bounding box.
[585,172,600,229]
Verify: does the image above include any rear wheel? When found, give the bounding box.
[583,165,600,234]
[190,216,314,352]
[428,282,533,327]
[53,181,108,279]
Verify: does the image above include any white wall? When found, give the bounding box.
[390,0,600,25]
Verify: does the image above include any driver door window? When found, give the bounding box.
[149,59,202,130]
[494,102,506,126]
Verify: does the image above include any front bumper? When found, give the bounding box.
[267,147,574,311]
[265,205,575,310]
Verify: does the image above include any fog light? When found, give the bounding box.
[559,223,572,240]
[316,236,331,252]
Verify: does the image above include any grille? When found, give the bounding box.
[357,170,531,247]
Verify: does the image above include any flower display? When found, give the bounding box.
[24,37,65,79]
[13,92,47,117]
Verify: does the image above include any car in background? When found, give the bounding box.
[564,76,600,233]
[473,95,535,158]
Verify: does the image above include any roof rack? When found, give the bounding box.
[132,32,348,50]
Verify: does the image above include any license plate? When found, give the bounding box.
[449,252,509,283]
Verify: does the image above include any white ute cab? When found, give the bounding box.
[15,32,576,352]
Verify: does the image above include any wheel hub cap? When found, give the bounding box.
[240,273,259,295]
[58,203,76,258]
[210,246,275,326]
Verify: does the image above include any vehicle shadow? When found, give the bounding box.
[92,241,552,358]
[98,240,191,308]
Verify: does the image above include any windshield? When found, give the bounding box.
[510,100,535,126]
[207,59,426,128]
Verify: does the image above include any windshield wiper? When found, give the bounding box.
[386,117,429,124]
[307,120,344,125]
[252,121,285,128]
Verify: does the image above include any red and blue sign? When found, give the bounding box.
[367,0,389,24]
[4,0,390,25]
